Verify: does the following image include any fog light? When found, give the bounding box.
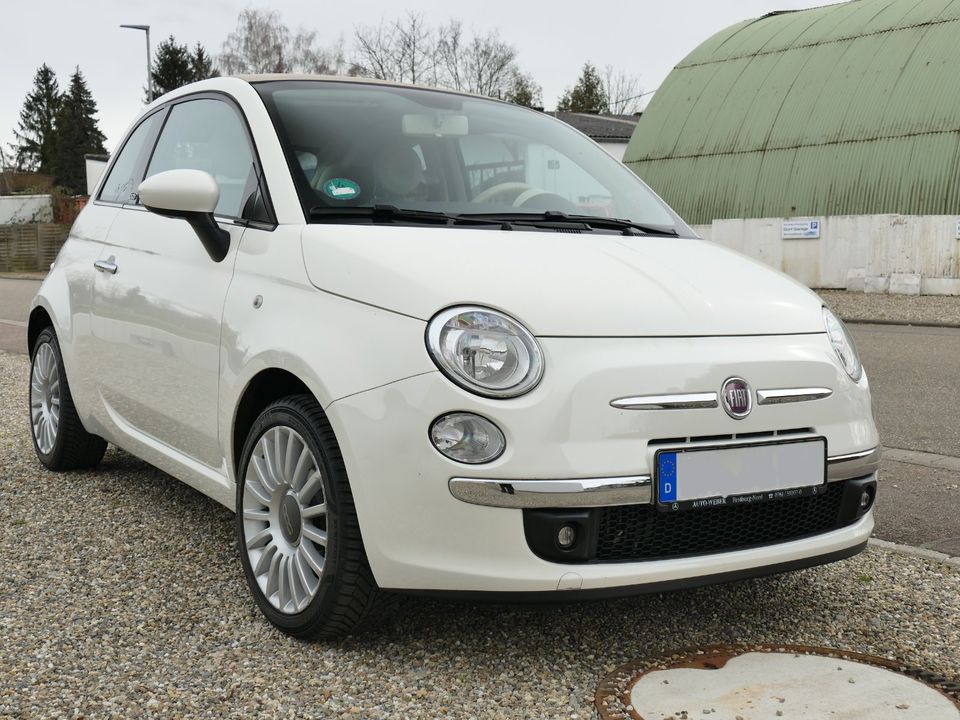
[557,524,577,549]
[860,488,875,511]
[429,412,505,464]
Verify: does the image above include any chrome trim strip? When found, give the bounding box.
[451,445,880,510]
[827,446,881,481]
[610,392,718,410]
[757,387,833,405]
[449,475,652,509]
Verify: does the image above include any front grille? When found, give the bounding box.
[594,480,848,563]
[647,428,815,448]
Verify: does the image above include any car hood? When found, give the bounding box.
[300,225,825,337]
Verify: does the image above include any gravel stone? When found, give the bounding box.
[1,351,958,718]
[818,290,960,327]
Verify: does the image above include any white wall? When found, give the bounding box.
[85,157,108,196]
[0,195,53,224]
[598,142,628,162]
[692,215,960,295]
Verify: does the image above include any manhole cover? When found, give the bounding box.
[596,645,960,720]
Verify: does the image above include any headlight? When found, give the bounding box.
[823,307,862,382]
[426,306,544,398]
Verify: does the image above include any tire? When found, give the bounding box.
[236,394,395,639]
[29,326,107,470]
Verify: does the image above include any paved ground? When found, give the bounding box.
[850,323,960,458]
[875,458,960,556]
[847,323,960,556]
[0,278,33,355]
[821,289,960,327]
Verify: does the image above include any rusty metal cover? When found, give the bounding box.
[596,644,960,720]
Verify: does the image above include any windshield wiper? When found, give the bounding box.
[309,204,511,228]
[309,205,679,237]
[459,211,680,237]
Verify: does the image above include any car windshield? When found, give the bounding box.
[255,80,692,236]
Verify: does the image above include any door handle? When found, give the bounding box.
[94,260,118,274]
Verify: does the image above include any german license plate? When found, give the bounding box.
[655,438,827,511]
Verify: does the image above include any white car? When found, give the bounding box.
[28,76,879,638]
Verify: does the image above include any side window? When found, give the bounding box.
[146,99,255,218]
[98,112,162,204]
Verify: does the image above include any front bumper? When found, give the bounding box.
[448,445,880,509]
[327,333,879,594]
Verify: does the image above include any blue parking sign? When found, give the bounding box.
[658,452,678,502]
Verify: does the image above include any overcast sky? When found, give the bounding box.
[2,0,830,156]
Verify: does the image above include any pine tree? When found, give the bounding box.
[146,38,219,101]
[190,42,219,81]
[557,63,609,114]
[52,68,107,194]
[148,36,193,101]
[11,64,62,173]
[504,70,542,109]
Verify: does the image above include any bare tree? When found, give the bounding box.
[438,22,517,97]
[353,13,436,84]
[218,10,538,100]
[291,32,349,75]
[220,9,287,73]
[220,9,347,75]
[604,65,644,115]
[353,15,526,99]
[396,13,436,84]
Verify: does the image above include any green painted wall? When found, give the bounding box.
[625,0,960,225]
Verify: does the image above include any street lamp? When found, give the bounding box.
[120,24,152,102]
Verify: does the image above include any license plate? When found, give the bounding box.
[656,438,827,511]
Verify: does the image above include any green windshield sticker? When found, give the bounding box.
[322,178,360,200]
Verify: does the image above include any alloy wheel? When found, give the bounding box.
[242,426,328,614]
[30,342,61,455]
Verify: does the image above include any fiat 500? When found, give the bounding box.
[28,76,879,638]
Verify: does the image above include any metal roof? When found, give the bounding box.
[548,112,640,142]
[623,0,960,224]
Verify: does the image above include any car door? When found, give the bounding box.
[90,96,261,471]
[68,109,165,423]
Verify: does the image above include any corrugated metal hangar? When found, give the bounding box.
[626,0,960,224]
[624,0,960,293]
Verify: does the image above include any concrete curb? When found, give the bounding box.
[845,317,960,329]
[0,274,47,281]
[869,538,960,569]
[883,446,960,472]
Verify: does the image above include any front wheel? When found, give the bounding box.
[236,395,393,639]
[29,327,107,470]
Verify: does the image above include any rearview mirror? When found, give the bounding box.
[138,169,230,262]
[402,113,468,137]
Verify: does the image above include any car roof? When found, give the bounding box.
[236,74,499,103]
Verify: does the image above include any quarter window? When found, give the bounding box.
[98,112,162,204]
[146,99,255,218]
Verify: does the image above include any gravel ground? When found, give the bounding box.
[818,289,960,327]
[1,351,958,719]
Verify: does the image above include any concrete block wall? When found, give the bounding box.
[692,215,960,295]
[0,195,53,224]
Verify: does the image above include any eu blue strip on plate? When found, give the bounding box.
[658,452,678,502]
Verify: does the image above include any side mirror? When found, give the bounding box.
[138,169,231,262]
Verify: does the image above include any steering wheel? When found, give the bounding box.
[512,188,560,208]
[472,181,534,205]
